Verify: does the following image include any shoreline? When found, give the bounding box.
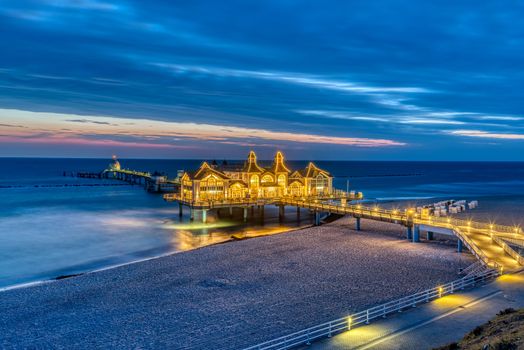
[0,220,316,293]
[0,217,474,349]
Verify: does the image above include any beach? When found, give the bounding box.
[0,216,474,349]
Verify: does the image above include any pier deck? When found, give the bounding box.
[164,195,523,272]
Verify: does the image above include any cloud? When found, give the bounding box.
[296,110,465,125]
[153,63,432,111]
[66,118,113,125]
[43,0,120,11]
[399,118,465,125]
[0,108,406,148]
[474,116,524,121]
[449,130,524,140]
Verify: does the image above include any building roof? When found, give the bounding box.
[242,151,265,173]
[299,162,331,178]
[189,162,230,180]
[269,151,291,173]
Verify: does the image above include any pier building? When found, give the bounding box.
[179,151,333,202]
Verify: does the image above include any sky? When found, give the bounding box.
[0,0,523,160]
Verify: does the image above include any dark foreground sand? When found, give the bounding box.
[0,217,474,350]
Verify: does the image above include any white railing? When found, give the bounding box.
[243,269,499,350]
[491,235,524,266]
[429,216,522,235]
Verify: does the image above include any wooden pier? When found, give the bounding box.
[102,169,179,193]
[164,194,523,272]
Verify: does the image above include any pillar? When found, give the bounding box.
[202,209,207,224]
[314,211,321,226]
[296,206,301,219]
[413,225,420,243]
[355,217,361,231]
[260,205,265,221]
[179,203,183,217]
[457,239,463,253]
[427,231,434,240]
[279,205,285,221]
[190,208,194,221]
[229,206,233,217]
[243,207,248,222]
[406,225,413,240]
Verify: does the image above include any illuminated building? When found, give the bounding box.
[179,151,333,201]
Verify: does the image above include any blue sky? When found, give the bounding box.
[0,0,523,160]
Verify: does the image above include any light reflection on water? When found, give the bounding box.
[0,185,312,289]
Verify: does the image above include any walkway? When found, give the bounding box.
[307,270,524,350]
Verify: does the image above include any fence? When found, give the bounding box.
[492,235,524,266]
[243,269,499,350]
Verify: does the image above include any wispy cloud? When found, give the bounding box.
[153,63,431,111]
[449,130,524,140]
[0,109,406,148]
[43,0,121,11]
[474,116,524,121]
[296,110,465,125]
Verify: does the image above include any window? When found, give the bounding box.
[250,175,259,187]
[261,174,273,183]
[277,174,286,187]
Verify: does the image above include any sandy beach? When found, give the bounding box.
[0,216,474,349]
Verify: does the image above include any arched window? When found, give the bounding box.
[201,175,224,200]
[250,175,259,187]
[277,174,286,187]
[314,174,328,194]
[261,174,273,183]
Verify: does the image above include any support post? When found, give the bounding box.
[427,231,434,240]
[179,203,183,217]
[314,211,321,226]
[278,205,285,221]
[202,209,207,224]
[457,239,463,253]
[260,205,265,221]
[413,225,420,243]
[243,207,248,222]
[190,208,194,221]
[355,217,361,231]
[406,225,413,240]
[229,206,233,217]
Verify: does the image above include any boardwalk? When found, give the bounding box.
[307,271,524,350]
[164,194,523,272]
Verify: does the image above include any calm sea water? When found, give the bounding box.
[1,158,524,288]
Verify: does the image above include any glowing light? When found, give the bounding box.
[347,317,352,330]
[438,286,443,298]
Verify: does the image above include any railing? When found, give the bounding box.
[162,195,518,268]
[454,227,497,269]
[491,235,524,266]
[428,216,522,235]
[243,269,499,350]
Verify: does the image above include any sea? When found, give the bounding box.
[1,158,524,289]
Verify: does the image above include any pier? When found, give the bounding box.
[98,156,179,193]
[100,152,523,273]
[102,168,179,193]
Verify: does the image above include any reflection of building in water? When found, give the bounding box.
[175,230,230,251]
[179,151,333,201]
